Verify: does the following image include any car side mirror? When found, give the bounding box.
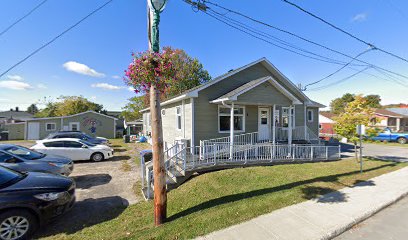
[81,145,88,148]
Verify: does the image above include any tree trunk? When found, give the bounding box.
[150,84,167,225]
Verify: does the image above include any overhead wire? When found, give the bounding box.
[0,0,48,37]
[280,0,408,65]
[203,0,408,81]
[0,0,114,78]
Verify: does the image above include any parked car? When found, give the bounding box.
[369,128,408,144]
[31,138,114,162]
[0,144,73,176]
[44,131,108,145]
[0,166,75,240]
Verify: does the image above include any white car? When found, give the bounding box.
[31,138,114,162]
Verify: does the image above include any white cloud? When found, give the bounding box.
[0,80,33,90]
[37,83,47,89]
[63,61,105,78]
[351,13,367,22]
[0,98,11,102]
[7,75,23,81]
[91,83,123,90]
[127,86,135,92]
[112,75,121,79]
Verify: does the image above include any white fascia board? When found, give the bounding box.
[139,93,196,113]
[261,59,312,102]
[267,79,302,105]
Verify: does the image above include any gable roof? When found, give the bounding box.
[386,108,408,117]
[26,110,118,121]
[319,112,337,120]
[0,111,34,120]
[210,76,302,104]
[374,108,404,118]
[141,57,321,112]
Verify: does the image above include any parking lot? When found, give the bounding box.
[6,139,149,238]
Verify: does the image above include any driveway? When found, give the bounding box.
[341,143,408,162]
[30,140,149,238]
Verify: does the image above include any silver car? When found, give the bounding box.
[0,144,73,176]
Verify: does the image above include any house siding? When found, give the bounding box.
[25,112,116,140]
[142,99,193,148]
[306,107,319,134]
[4,123,25,140]
[193,63,308,144]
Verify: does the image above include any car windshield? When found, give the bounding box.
[79,139,97,147]
[0,167,23,188]
[5,146,45,160]
[82,133,94,139]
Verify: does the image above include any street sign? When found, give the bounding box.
[356,124,366,135]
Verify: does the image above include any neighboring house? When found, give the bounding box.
[372,108,408,132]
[141,58,325,150]
[0,107,34,129]
[319,112,337,140]
[105,110,125,138]
[4,111,117,140]
[124,119,143,141]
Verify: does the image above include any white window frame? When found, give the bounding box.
[69,122,80,131]
[175,106,182,131]
[45,122,56,131]
[307,109,314,122]
[218,105,246,133]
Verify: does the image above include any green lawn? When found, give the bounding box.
[44,158,406,240]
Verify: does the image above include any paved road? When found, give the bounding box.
[342,143,408,162]
[335,196,408,240]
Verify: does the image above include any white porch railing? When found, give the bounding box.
[141,140,341,199]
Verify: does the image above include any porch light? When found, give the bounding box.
[148,0,167,12]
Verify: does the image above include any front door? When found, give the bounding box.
[258,107,270,140]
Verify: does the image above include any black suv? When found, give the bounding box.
[44,131,108,145]
[0,166,75,239]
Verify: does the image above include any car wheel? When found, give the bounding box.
[0,209,38,240]
[91,152,104,162]
[397,137,407,144]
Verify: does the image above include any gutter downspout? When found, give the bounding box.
[222,100,234,159]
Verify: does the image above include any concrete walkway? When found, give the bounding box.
[197,166,408,240]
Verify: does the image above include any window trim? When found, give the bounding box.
[307,109,314,122]
[45,122,57,131]
[69,122,80,131]
[175,106,182,131]
[218,105,246,133]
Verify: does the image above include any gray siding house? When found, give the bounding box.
[141,58,324,150]
[5,111,117,140]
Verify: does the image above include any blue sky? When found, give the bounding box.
[0,0,407,111]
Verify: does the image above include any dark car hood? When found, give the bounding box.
[1,172,73,192]
[36,154,72,164]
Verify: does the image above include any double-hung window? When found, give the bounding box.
[218,106,245,133]
[176,106,182,130]
[46,123,56,131]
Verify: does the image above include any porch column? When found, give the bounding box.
[288,105,293,145]
[304,104,307,139]
[396,118,401,132]
[272,104,276,144]
[230,102,234,159]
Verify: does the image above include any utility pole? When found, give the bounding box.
[147,0,168,225]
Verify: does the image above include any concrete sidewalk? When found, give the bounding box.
[197,166,408,240]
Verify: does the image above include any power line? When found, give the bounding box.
[280,0,408,64]
[202,0,408,81]
[0,0,48,37]
[303,48,374,90]
[203,11,347,65]
[307,67,371,91]
[207,9,363,66]
[0,0,114,78]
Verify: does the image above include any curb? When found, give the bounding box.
[324,189,408,240]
